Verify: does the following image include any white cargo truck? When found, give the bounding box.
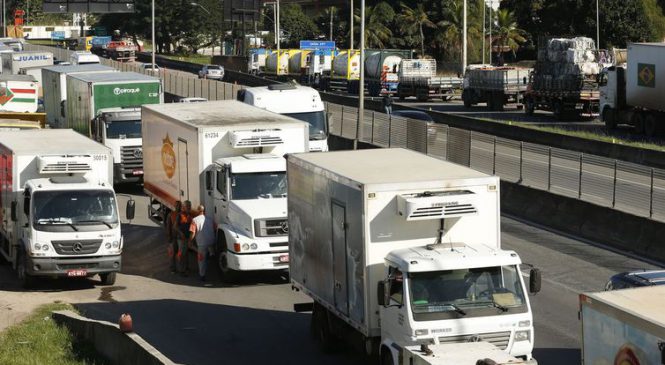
[0,129,133,288]
[288,149,540,365]
[0,51,53,75]
[41,64,117,128]
[580,286,665,365]
[601,43,665,136]
[142,100,309,281]
[238,83,329,152]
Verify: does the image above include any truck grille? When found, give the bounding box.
[254,218,288,237]
[52,239,103,255]
[438,331,511,350]
[57,262,100,270]
[121,145,143,168]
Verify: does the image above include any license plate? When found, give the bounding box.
[132,169,144,175]
[278,254,289,263]
[575,104,584,110]
[67,269,87,277]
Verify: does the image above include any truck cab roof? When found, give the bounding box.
[241,84,324,113]
[216,154,286,173]
[97,107,141,120]
[386,243,522,273]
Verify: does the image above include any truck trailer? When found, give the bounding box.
[0,75,39,113]
[42,64,117,128]
[600,43,665,136]
[397,59,462,102]
[288,148,540,364]
[463,66,531,111]
[142,100,309,281]
[579,286,665,365]
[65,71,163,184]
[0,129,128,288]
[0,51,53,75]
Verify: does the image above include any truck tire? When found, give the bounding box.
[416,88,428,102]
[99,272,117,285]
[312,303,337,352]
[462,90,472,108]
[494,92,505,111]
[602,107,617,130]
[525,97,535,116]
[486,92,495,111]
[216,235,238,283]
[644,114,658,137]
[632,112,645,134]
[381,348,395,365]
[16,251,35,289]
[552,100,565,121]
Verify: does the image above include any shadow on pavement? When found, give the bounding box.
[75,299,364,365]
[533,348,581,365]
[0,264,99,292]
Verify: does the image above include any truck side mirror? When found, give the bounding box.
[529,268,542,294]
[126,199,136,221]
[10,201,17,222]
[205,171,213,191]
[325,113,333,135]
[377,281,386,306]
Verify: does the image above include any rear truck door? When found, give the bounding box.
[331,201,349,315]
[177,139,189,201]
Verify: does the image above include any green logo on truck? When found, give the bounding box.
[638,63,655,88]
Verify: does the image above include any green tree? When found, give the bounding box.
[491,9,526,64]
[354,2,394,49]
[280,4,319,47]
[397,2,435,57]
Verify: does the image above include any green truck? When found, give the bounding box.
[65,72,163,184]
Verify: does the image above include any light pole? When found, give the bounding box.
[354,0,365,150]
[482,0,485,64]
[329,6,333,42]
[489,0,492,64]
[2,0,5,37]
[462,0,467,74]
[596,0,600,48]
[350,0,354,49]
[276,0,280,52]
[151,0,155,69]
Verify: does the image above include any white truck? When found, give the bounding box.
[288,148,540,365]
[600,43,665,136]
[41,64,117,128]
[238,83,329,152]
[0,75,39,113]
[0,129,132,288]
[397,59,462,102]
[579,286,665,365]
[0,51,53,75]
[142,100,309,281]
[65,72,163,184]
[69,51,101,65]
[463,66,531,111]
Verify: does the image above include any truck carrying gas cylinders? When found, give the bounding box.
[142,100,309,282]
[289,148,540,365]
[600,43,665,136]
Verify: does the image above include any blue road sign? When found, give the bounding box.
[51,31,66,40]
[300,40,335,50]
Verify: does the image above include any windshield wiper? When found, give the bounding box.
[75,219,114,229]
[485,300,509,312]
[422,302,467,316]
[36,218,78,231]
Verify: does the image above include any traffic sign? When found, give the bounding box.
[51,31,65,40]
[300,40,335,50]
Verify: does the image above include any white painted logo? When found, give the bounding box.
[113,87,140,95]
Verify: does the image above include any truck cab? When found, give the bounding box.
[598,66,627,130]
[238,83,329,152]
[90,107,143,184]
[379,244,538,364]
[205,154,289,278]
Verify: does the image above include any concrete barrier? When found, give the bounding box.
[51,310,176,365]
[501,182,665,263]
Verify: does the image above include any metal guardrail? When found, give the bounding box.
[25,43,665,222]
[326,102,665,223]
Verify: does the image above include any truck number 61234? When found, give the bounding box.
[204,132,219,139]
[93,155,107,161]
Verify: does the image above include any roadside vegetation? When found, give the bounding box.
[522,125,665,152]
[0,303,107,365]
[163,54,212,65]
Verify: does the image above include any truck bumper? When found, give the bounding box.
[26,255,122,276]
[226,251,289,271]
[114,163,143,184]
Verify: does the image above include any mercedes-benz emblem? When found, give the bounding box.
[467,335,482,343]
[280,221,289,233]
[133,148,143,159]
[72,242,83,253]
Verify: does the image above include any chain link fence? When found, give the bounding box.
[326,102,665,223]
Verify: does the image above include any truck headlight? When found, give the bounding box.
[242,243,250,251]
[112,241,120,248]
[34,243,41,251]
[515,330,530,342]
[105,242,112,249]
[250,243,258,250]
[42,244,49,251]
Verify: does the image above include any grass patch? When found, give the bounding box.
[26,39,63,47]
[0,303,108,365]
[162,54,211,65]
[522,124,665,152]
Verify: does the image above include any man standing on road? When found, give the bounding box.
[165,200,182,273]
[189,205,216,282]
[177,200,192,276]
[382,93,393,114]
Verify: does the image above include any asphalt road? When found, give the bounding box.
[1,186,660,365]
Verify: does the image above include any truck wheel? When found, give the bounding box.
[99,272,117,286]
[381,348,395,365]
[487,93,496,111]
[602,108,617,130]
[462,90,472,108]
[312,303,337,352]
[525,98,535,116]
[216,236,237,283]
[552,100,565,120]
[416,89,428,102]
[644,114,658,137]
[16,251,35,289]
[494,93,505,111]
[632,113,645,134]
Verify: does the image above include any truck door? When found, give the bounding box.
[177,139,189,201]
[331,201,349,315]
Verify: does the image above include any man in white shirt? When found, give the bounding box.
[189,205,216,282]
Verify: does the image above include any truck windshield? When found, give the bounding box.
[409,265,527,321]
[283,111,327,140]
[32,190,119,232]
[105,120,142,139]
[230,172,287,200]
